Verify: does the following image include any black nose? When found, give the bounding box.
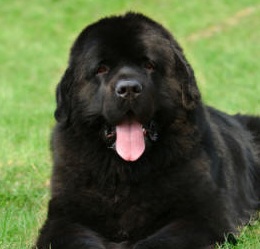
[115,80,142,99]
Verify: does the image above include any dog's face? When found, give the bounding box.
[55,13,200,161]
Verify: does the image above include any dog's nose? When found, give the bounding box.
[115,80,142,99]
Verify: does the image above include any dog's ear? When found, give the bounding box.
[54,68,73,124]
[174,49,201,110]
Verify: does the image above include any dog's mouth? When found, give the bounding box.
[103,119,159,162]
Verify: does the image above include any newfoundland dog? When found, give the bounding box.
[35,13,260,249]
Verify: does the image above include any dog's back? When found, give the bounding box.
[235,114,260,154]
[235,114,260,204]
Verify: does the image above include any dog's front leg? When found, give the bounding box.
[132,220,219,249]
[35,218,107,249]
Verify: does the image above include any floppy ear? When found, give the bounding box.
[54,68,73,124]
[174,49,201,110]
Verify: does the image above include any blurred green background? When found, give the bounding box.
[0,0,259,248]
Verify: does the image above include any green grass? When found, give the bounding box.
[0,0,259,248]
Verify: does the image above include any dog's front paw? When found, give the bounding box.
[133,240,155,249]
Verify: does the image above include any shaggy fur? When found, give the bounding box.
[35,13,260,249]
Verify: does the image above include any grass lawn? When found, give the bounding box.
[0,0,259,248]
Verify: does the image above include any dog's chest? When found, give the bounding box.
[77,173,190,242]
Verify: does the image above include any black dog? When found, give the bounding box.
[35,13,260,249]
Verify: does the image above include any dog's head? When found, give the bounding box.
[54,13,201,161]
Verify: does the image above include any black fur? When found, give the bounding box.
[35,13,260,249]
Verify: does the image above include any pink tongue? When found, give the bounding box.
[116,120,145,161]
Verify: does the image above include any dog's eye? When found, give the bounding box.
[144,61,156,71]
[96,65,109,75]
